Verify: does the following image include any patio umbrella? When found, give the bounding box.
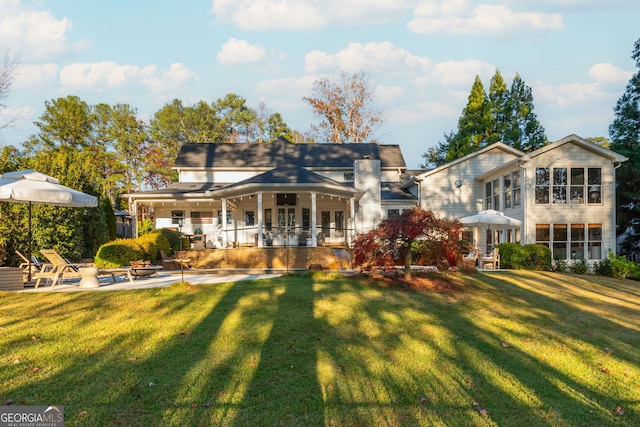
[0,170,98,281]
[459,209,522,228]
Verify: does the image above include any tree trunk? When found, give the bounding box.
[404,248,412,281]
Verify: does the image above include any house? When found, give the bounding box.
[125,134,626,264]
[125,137,417,249]
[404,134,627,264]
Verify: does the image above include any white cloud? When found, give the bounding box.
[0,0,89,60]
[305,42,432,74]
[211,0,408,31]
[408,1,563,36]
[141,63,200,94]
[14,63,58,89]
[589,63,633,84]
[217,38,267,65]
[60,62,157,90]
[375,85,405,105]
[535,82,602,107]
[412,59,495,87]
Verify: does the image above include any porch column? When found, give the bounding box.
[311,192,317,247]
[130,200,138,238]
[257,192,264,248]
[221,198,228,248]
[350,197,356,244]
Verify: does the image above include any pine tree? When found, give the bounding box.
[609,37,640,256]
[505,74,547,152]
[488,69,509,144]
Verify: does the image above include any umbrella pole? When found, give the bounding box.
[28,202,32,282]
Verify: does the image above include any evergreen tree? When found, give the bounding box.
[444,76,492,162]
[505,74,547,152]
[609,37,640,256]
[422,70,547,169]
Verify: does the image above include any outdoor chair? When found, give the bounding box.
[16,250,47,279]
[460,249,478,269]
[159,250,180,270]
[480,247,500,269]
[35,249,87,288]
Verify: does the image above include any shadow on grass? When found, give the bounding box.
[1,271,638,426]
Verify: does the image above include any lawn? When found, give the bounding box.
[1,270,638,426]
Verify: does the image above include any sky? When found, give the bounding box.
[0,0,638,169]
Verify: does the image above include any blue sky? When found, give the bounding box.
[0,0,638,168]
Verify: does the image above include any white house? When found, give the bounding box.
[125,134,626,263]
[406,134,627,263]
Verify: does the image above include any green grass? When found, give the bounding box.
[1,271,639,426]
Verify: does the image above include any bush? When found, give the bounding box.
[153,228,185,253]
[495,243,527,269]
[522,244,552,271]
[137,230,172,261]
[594,258,614,277]
[137,218,155,236]
[607,250,640,280]
[552,256,568,273]
[569,258,588,274]
[94,239,144,268]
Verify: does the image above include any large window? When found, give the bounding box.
[536,167,602,205]
[485,179,500,210]
[536,223,602,260]
[171,210,184,225]
[502,171,521,209]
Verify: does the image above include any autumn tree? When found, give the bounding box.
[0,53,18,131]
[352,208,464,280]
[609,37,640,256]
[304,71,384,144]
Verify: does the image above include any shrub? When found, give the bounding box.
[495,243,527,269]
[153,228,184,253]
[594,258,614,277]
[607,250,640,280]
[137,218,155,236]
[136,230,171,261]
[552,256,568,273]
[94,239,144,268]
[569,258,588,274]
[522,244,552,271]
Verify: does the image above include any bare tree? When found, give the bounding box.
[0,54,18,130]
[303,71,384,144]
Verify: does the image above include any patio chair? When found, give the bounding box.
[480,247,500,269]
[159,250,180,270]
[16,250,46,278]
[35,249,87,288]
[460,249,478,269]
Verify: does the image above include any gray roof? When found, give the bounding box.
[173,137,407,169]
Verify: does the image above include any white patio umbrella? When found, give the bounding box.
[0,170,98,280]
[459,209,522,228]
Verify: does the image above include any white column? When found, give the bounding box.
[257,192,263,248]
[350,197,356,243]
[222,198,228,248]
[311,192,317,247]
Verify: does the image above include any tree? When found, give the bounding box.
[0,53,18,131]
[609,37,640,256]
[352,208,464,280]
[304,71,384,144]
[422,70,547,168]
[215,93,258,143]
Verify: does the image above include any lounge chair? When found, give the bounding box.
[480,247,500,269]
[35,249,87,288]
[16,250,47,279]
[159,250,181,270]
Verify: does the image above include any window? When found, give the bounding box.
[171,210,184,225]
[570,168,584,204]
[570,224,585,259]
[553,168,567,204]
[277,193,296,206]
[536,167,602,205]
[343,172,354,182]
[217,210,232,225]
[503,174,512,209]
[537,222,602,260]
[535,168,550,204]
[552,224,567,259]
[335,211,344,235]
[245,211,255,227]
[588,224,602,259]
[302,208,310,230]
[388,209,400,218]
[277,208,286,227]
[513,171,521,207]
[485,179,500,210]
[588,168,602,203]
[190,211,213,224]
[264,208,272,231]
